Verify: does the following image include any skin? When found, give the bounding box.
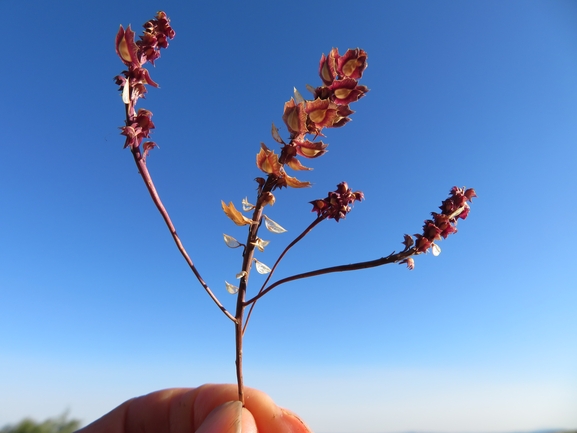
[76,384,312,433]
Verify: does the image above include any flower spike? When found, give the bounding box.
[115,12,175,160]
[412,187,476,254]
[310,182,364,222]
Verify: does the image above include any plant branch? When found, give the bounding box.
[233,194,268,404]
[242,215,325,335]
[130,147,236,323]
[244,247,417,305]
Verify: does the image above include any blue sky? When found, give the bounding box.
[1,1,576,432]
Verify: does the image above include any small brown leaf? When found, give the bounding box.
[256,143,282,175]
[286,157,312,171]
[242,197,255,212]
[253,259,271,274]
[221,201,253,226]
[223,234,242,248]
[225,281,239,294]
[402,234,414,249]
[284,173,311,188]
[263,215,287,233]
[271,122,285,144]
[251,237,270,252]
[293,87,306,104]
[306,84,316,95]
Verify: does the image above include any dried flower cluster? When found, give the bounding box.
[256,48,369,192]
[114,12,175,157]
[415,186,477,252]
[310,182,364,222]
[398,187,477,270]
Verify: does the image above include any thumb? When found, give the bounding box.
[196,400,246,433]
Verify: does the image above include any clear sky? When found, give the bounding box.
[1,1,576,432]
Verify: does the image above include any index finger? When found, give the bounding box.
[76,385,311,433]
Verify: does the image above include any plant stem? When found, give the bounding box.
[242,215,325,335]
[234,194,267,404]
[244,247,417,305]
[234,300,245,405]
[130,147,236,323]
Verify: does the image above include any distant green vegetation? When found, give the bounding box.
[0,412,81,433]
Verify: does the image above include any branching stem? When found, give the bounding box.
[234,195,268,404]
[244,247,417,305]
[129,145,236,323]
[242,215,325,335]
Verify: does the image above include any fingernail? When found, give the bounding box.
[281,408,314,432]
[197,401,242,433]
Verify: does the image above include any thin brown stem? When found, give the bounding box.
[242,216,325,335]
[130,147,236,323]
[234,303,244,405]
[234,195,267,404]
[244,247,417,305]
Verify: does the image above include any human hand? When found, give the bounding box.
[76,384,312,433]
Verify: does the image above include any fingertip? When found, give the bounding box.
[242,389,312,433]
[279,407,314,433]
[196,401,242,433]
[240,407,258,433]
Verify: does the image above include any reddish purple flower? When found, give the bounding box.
[279,145,311,171]
[300,48,368,137]
[337,48,368,79]
[115,11,175,68]
[137,11,175,65]
[399,257,415,270]
[277,140,327,175]
[115,12,175,157]
[293,140,328,158]
[431,213,458,239]
[256,143,282,176]
[142,141,158,160]
[305,98,338,134]
[260,47,368,182]
[330,78,369,105]
[311,85,333,101]
[332,105,355,128]
[282,99,308,137]
[319,48,339,86]
[115,25,139,67]
[440,186,476,220]
[120,108,155,149]
[414,234,433,253]
[464,188,477,202]
[422,221,442,241]
[412,186,476,254]
[310,182,364,222]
